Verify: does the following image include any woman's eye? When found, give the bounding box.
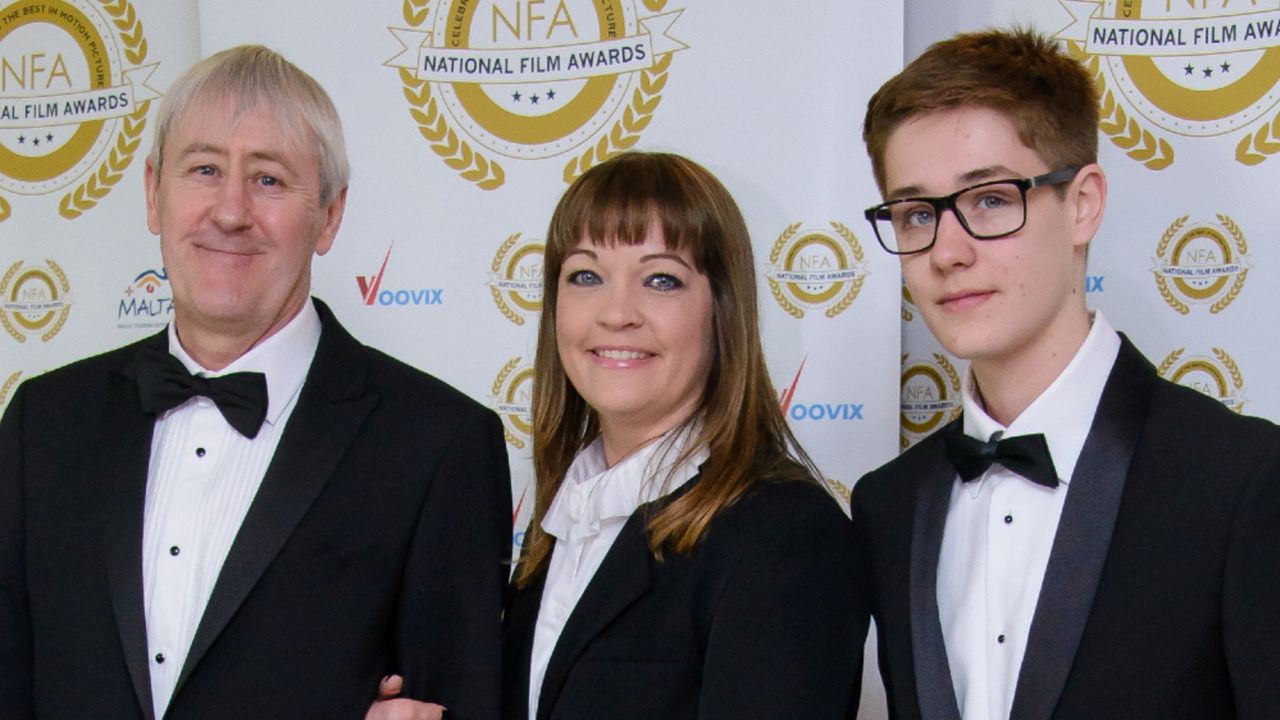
[645,273,684,291]
[564,269,601,286]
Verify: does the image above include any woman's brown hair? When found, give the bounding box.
[517,152,820,586]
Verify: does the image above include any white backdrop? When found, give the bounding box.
[10,2,1280,717]
[2,1,904,715]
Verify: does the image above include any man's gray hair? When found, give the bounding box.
[148,45,350,205]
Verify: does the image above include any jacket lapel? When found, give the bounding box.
[909,423,964,720]
[536,511,653,720]
[104,333,168,720]
[1009,337,1154,720]
[173,301,378,696]
[504,570,546,720]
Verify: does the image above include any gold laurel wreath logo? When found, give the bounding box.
[0,196,10,223]
[822,476,851,506]
[901,283,914,323]
[1213,347,1246,390]
[0,371,20,409]
[825,221,866,319]
[767,223,867,319]
[57,0,152,219]
[0,259,72,343]
[1210,213,1248,314]
[1154,215,1191,315]
[898,352,963,449]
[0,261,24,343]
[561,0,672,183]
[767,222,804,319]
[1067,41,1175,171]
[1234,108,1280,166]
[399,0,506,190]
[491,356,528,449]
[490,233,527,326]
[898,352,911,450]
[1156,348,1184,377]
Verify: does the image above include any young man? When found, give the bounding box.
[851,28,1280,720]
[0,46,509,720]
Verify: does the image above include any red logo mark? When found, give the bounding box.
[779,354,808,415]
[356,247,394,305]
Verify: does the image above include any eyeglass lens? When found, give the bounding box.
[876,181,1027,254]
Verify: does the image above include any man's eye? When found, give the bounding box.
[258,175,280,187]
[898,206,935,229]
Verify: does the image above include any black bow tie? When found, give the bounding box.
[134,344,269,439]
[943,429,1059,488]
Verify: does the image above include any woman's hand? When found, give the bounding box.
[364,675,450,720]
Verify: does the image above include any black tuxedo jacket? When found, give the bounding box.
[502,478,867,720]
[0,299,511,720]
[850,336,1280,720]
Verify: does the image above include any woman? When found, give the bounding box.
[505,152,866,720]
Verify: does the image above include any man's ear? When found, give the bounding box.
[1070,163,1107,250]
[144,155,161,235]
[315,186,348,256]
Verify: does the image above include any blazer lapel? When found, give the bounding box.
[504,570,547,720]
[1010,337,1154,720]
[174,302,378,696]
[909,423,964,720]
[104,334,168,720]
[536,512,653,720]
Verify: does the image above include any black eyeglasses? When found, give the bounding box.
[863,166,1081,255]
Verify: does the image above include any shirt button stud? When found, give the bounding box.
[1004,514,1013,524]
[997,634,1006,644]
[155,653,166,664]
[169,546,180,556]
[195,447,206,458]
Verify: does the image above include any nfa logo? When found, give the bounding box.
[1,257,70,343]
[1157,346,1248,412]
[1,369,20,411]
[778,355,865,423]
[355,246,444,307]
[490,355,533,449]
[488,232,544,325]
[900,352,963,450]
[766,221,869,319]
[0,0,159,222]
[1152,214,1250,314]
[385,0,686,190]
[1057,0,1280,169]
[117,267,170,330]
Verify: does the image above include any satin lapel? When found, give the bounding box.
[910,424,963,720]
[104,335,167,720]
[174,304,378,696]
[1010,338,1153,720]
[536,512,653,720]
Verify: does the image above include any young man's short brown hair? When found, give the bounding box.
[863,27,1099,192]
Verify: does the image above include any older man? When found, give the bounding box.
[0,46,509,720]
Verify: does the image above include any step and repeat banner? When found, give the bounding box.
[11,0,1276,715]
[901,0,1280,449]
